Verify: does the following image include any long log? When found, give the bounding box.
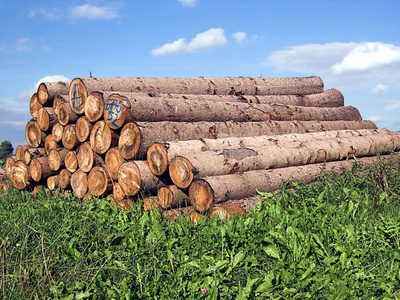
[105,148,126,180]
[170,131,400,188]
[37,107,58,132]
[62,124,79,150]
[29,93,42,118]
[56,103,79,126]
[48,148,68,171]
[30,157,58,182]
[23,148,46,165]
[10,160,31,190]
[25,120,46,148]
[88,166,112,197]
[70,169,87,198]
[65,151,78,173]
[157,185,189,209]
[44,134,60,156]
[147,128,387,176]
[77,142,102,173]
[118,123,142,160]
[52,123,64,143]
[37,81,69,106]
[189,154,400,212]
[59,169,72,189]
[76,116,94,142]
[16,145,31,161]
[90,121,119,154]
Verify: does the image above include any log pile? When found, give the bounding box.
[4,76,400,221]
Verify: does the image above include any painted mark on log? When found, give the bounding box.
[71,84,82,111]
[221,148,258,160]
[105,98,122,129]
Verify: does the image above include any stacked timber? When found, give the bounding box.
[4,76,400,221]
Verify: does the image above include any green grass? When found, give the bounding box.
[1,155,400,299]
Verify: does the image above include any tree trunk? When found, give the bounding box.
[170,131,400,189]
[59,169,72,189]
[88,166,112,197]
[157,185,189,209]
[90,121,119,154]
[16,145,31,161]
[118,122,142,160]
[10,160,31,190]
[37,81,69,106]
[52,95,69,110]
[47,175,59,190]
[48,148,68,171]
[44,134,60,155]
[30,157,58,182]
[5,156,16,179]
[85,91,105,122]
[77,142,102,173]
[70,169,87,198]
[76,116,94,142]
[30,93,42,118]
[105,148,126,180]
[62,124,79,150]
[56,103,79,126]
[188,154,400,212]
[25,120,46,148]
[65,151,78,173]
[23,148,46,165]
[135,160,171,193]
[52,123,64,143]
[37,107,58,132]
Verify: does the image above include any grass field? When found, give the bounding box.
[1,155,400,299]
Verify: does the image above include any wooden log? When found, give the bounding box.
[5,156,16,179]
[90,121,119,154]
[29,93,42,118]
[211,203,247,219]
[38,81,69,106]
[135,160,171,194]
[157,185,189,209]
[59,169,72,189]
[62,124,79,150]
[16,145,31,161]
[117,161,141,197]
[48,148,68,171]
[52,123,64,143]
[70,169,87,198]
[23,148,46,165]
[88,166,112,197]
[52,95,69,110]
[189,154,400,212]
[47,175,59,190]
[76,116,94,143]
[112,182,125,201]
[77,142,102,173]
[162,206,192,221]
[30,157,57,182]
[143,197,163,214]
[110,197,134,212]
[85,91,105,122]
[65,151,78,173]
[105,148,126,180]
[118,122,142,160]
[44,134,60,156]
[10,160,31,190]
[55,103,79,126]
[37,107,58,132]
[169,131,400,189]
[25,120,46,148]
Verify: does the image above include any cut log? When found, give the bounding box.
[44,134,60,156]
[85,91,105,122]
[52,123,64,143]
[105,148,126,180]
[135,160,171,194]
[16,145,31,161]
[5,156,16,179]
[37,81,69,106]
[169,131,400,189]
[211,203,246,219]
[104,93,135,130]
[110,197,134,211]
[68,78,88,114]
[52,95,69,110]
[56,103,79,126]
[117,161,141,196]
[87,166,112,197]
[59,169,72,189]
[29,93,42,118]
[62,124,79,150]
[77,142,102,173]
[118,123,142,160]
[188,209,207,223]
[10,161,31,190]
[143,197,163,214]
[90,121,119,154]
[112,182,125,201]
[65,151,78,173]
[47,175,59,190]
[76,116,94,142]
[48,148,68,171]
[189,154,400,212]
[157,185,189,209]
[37,107,58,132]
[70,169,87,198]
[162,206,192,221]
[23,148,46,165]
[30,157,57,182]
[25,120,46,147]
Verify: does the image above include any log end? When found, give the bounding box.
[56,103,70,126]
[30,93,42,118]
[105,148,125,180]
[25,120,43,148]
[65,151,78,173]
[118,161,141,196]
[70,169,88,199]
[59,169,71,189]
[29,158,43,182]
[118,122,141,159]
[48,149,61,171]
[147,143,168,176]
[69,78,87,114]
[37,107,51,132]
[189,179,214,213]
[37,83,48,105]
[104,94,127,130]
[10,161,29,190]
[169,156,195,189]
[157,186,173,209]
[85,91,104,122]
[88,166,109,197]
[77,142,94,173]
[90,121,113,154]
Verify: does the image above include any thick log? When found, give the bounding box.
[23,148,46,165]
[135,160,171,194]
[143,197,163,215]
[118,123,142,160]
[105,148,126,180]
[112,182,125,201]
[47,175,59,190]
[65,151,78,173]
[117,161,141,197]
[56,103,79,126]
[44,134,60,156]
[77,142,102,173]
[70,169,87,199]
[62,124,79,150]
[90,121,119,154]
[16,145,31,161]
[37,81,69,106]
[76,116,94,143]
[88,166,112,197]
[5,156,16,179]
[37,107,58,132]
[157,185,189,209]
[25,120,46,148]
[170,131,400,189]
[189,154,400,212]
[59,169,72,189]
[30,157,58,182]
[85,91,105,122]
[52,95,69,110]
[29,93,42,118]
[52,123,64,143]
[10,160,31,190]
[48,148,68,171]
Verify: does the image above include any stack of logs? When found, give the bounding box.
[4,76,400,221]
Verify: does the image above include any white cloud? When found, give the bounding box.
[178,0,197,7]
[232,32,247,43]
[371,84,388,94]
[152,28,227,56]
[383,100,400,111]
[28,8,63,20]
[0,38,33,53]
[69,3,119,20]
[365,115,383,123]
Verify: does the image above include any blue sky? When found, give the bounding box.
[1,0,399,149]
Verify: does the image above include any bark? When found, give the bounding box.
[62,124,79,150]
[76,116,94,142]
[189,154,400,212]
[77,142,102,173]
[56,103,79,126]
[29,93,42,118]
[52,123,64,143]
[16,145,31,161]
[90,121,119,154]
[23,148,46,165]
[70,169,87,198]
[162,206,192,221]
[65,151,78,173]
[157,185,189,209]
[10,161,31,190]
[25,120,46,148]
[30,157,58,182]
[88,166,112,197]
[48,148,68,171]
[5,156,16,179]
[118,123,142,160]
[170,131,400,188]
[105,147,126,180]
[37,81,69,106]
[37,107,58,132]
[85,91,105,122]
[44,134,60,156]
[47,175,59,190]
[59,169,72,189]
[52,95,69,110]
